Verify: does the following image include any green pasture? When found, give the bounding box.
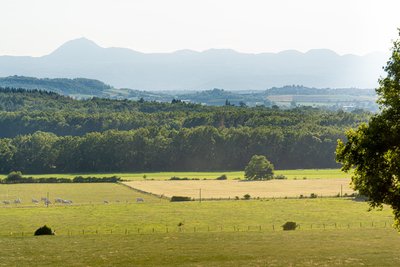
[0,183,398,266]
[1,229,400,266]
[0,183,392,235]
[0,168,351,181]
[0,183,163,206]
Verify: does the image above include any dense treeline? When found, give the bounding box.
[1,127,342,173]
[0,87,371,173]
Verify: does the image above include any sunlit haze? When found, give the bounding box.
[1,0,399,56]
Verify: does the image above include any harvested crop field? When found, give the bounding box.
[123,178,354,199]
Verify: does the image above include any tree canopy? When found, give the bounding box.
[244,155,274,180]
[336,30,400,230]
[0,85,371,174]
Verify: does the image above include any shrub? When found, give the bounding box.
[4,171,23,183]
[243,194,251,200]
[169,177,199,181]
[72,176,120,183]
[34,225,54,236]
[310,193,318,198]
[216,174,227,180]
[282,221,298,231]
[170,196,191,202]
[274,174,287,180]
[235,196,240,200]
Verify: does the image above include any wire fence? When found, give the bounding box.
[3,221,393,237]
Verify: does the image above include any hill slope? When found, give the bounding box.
[0,76,112,96]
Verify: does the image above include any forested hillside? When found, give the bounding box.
[0,76,112,96]
[0,87,371,173]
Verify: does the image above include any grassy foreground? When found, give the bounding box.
[0,168,351,181]
[0,183,397,266]
[1,229,400,266]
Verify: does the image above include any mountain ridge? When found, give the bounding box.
[0,38,388,90]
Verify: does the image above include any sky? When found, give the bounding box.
[0,0,399,56]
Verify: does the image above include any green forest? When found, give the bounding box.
[0,87,370,173]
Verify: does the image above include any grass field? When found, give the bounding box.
[123,178,354,199]
[1,182,398,266]
[0,168,352,181]
[0,183,164,206]
[0,184,392,235]
[1,229,400,266]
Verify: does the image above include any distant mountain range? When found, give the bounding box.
[0,38,387,90]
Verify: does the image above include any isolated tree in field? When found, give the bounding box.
[336,29,400,230]
[244,155,274,180]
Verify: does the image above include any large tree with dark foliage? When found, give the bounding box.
[336,30,400,230]
[244,155,274,180]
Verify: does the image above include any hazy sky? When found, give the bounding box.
[1,0,399,56]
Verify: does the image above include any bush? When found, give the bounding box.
[310,193,318,198]
[169,177,199,181]
[274,174,287,180]
[216,174,227,180]
[170,196,192,202]
[72,176,120,183]
[282,221,298,231]
[4,171,23,183]
[34,225,54,235]
[243,194,251,200]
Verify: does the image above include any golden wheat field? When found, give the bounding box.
[123,178,354,199]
